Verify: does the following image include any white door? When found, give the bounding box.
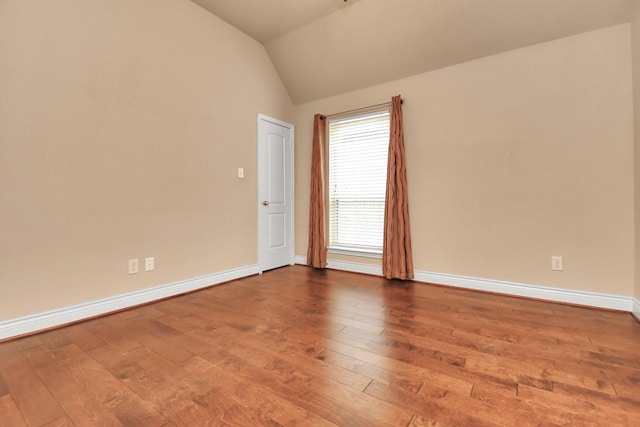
[257,114,294,272]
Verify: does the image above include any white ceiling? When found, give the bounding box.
[189,0,364,43]
[190,0,633,105]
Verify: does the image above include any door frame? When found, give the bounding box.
[257,113,295,273]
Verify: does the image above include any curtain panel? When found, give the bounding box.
[307,114,327,268]
[382,96,414,280]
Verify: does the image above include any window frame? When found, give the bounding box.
[326,105,391,258]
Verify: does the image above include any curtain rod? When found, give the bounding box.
[323,96,404,119]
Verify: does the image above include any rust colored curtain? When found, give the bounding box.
[307,114,327,268]
[382,96,414,280]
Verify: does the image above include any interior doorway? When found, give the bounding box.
[257,114,294,272]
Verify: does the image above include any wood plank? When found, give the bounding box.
[364,379,501,426]
[39,416,74,427]
[87,343,189,405]
[551,380,640,422]
[81,319,144,353]
[169,359,338,427]
[212,325,373,391]
[517,384,634,426]
[315,347,474,397]
[0,371,9,396]
[53,344,173,426]
[58,323,106,352]
[20,344,125,426]
[287,327,518,394]
[0,344,67,426]
[0,394,28,427]
[209,349,411,427]
[37,329,73,350]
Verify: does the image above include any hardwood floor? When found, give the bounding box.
[1,265,639,426]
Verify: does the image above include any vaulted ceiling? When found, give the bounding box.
[190,0,632,104]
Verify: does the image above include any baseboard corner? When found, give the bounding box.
[632,297,640,322]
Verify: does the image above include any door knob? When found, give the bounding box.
[262,200,270,206]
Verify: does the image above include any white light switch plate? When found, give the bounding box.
[551,256,563,271]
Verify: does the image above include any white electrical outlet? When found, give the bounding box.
[128,259,139,275]
[145,257,155,272]
[238,167,244,178]
[551,256,563,271]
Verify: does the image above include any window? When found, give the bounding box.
[328,108,390,256]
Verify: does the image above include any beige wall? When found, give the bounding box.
[295,24,635,296]
[1,2,636,324]
[632,1,640,303]
[0,0,292,321]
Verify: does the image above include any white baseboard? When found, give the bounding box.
[295,255,634,312]
[294,255,384,276]
[327,259,383,276]
[414,270,633,312]
[0,264,259,341]
[633,298,640,322]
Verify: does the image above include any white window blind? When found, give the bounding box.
[328,108,390,255]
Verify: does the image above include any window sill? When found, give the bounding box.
[328,247,382,259]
